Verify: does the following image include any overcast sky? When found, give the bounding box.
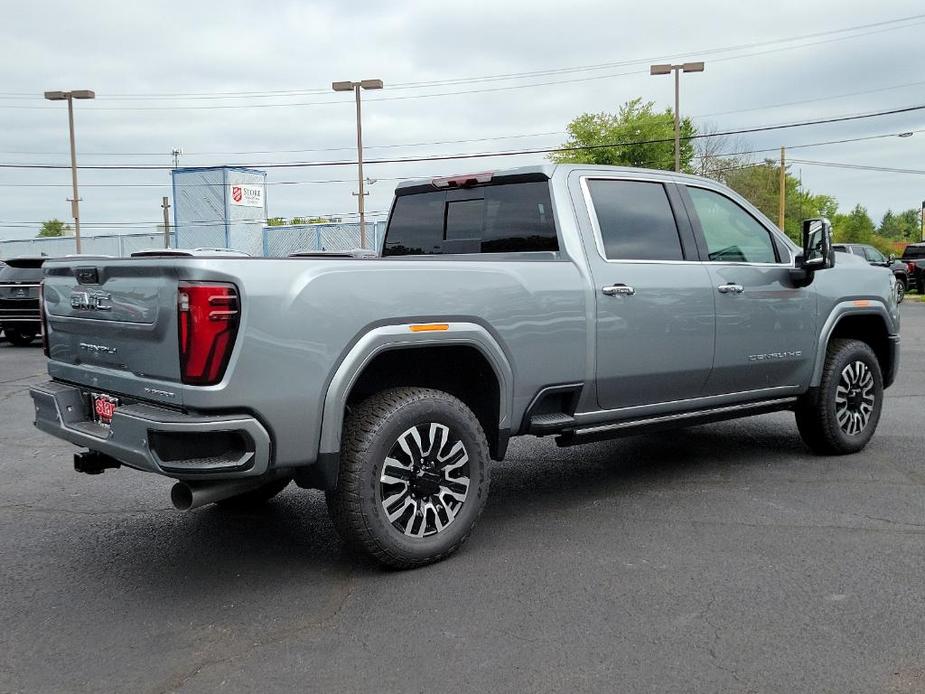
[2,0,924,242]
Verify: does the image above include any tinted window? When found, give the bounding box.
[902,245,925,260]
[482,182,557,253]
[445,199,482,241]
[687,187,777,263]
[0,265,43,283]
[850,247,867,258]
[383,191,445,255]
[587,179,683,261]
[383,181,558,256]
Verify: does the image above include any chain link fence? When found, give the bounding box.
[261,222,385,256]
[0,222,386,259]
[0,232,176,259]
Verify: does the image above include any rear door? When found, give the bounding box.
[577,174,715,411]
[681,184,816,395]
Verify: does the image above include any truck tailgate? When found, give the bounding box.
[43,262,182,384]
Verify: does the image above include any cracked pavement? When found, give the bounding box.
[1,306,924,693]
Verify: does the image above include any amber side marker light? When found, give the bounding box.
[409,324,449,332]
[853,300,871,307]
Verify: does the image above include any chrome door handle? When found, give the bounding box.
[602,284,635,296]
[717,283,744,294]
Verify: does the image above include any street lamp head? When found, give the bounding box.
[359,79,383,90]
[650,64,672,75]
[681,62,705,73]
[332,81,355,92]
[44,90,95,100]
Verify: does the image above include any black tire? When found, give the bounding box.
[214,477,290,510]
[795,338,883,455]
[326,387,490,569]
[895,279,906,304]
[3,328,36,347]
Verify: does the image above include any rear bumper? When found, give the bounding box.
[30,380,271,479]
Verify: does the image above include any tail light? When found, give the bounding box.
[907,262,916,274]
[40,280,49,357]
[177,282,240,385]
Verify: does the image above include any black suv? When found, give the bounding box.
[0,257,45,346]
[900,242,925,295]
[833,243,908,302]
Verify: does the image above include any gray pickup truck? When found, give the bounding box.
[30,164,900,567]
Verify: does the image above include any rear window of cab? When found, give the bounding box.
[383,181,558,256]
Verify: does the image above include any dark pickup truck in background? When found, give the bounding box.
[0,257,45,346]
[900,242,925,295]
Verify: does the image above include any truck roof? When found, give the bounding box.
[395,163,714,192]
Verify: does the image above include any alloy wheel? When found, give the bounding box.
[379,423,470,538]
[835,360,875,436]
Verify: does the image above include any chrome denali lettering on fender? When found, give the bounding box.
[748,351,803,361]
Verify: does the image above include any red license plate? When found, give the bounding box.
[92,393,119,425]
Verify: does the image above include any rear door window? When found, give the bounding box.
[586,179,684,261]
[383,181,558,256]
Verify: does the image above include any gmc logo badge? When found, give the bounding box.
[70,291,112,311]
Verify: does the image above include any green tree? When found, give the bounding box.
[37,219,72,237]
[266,217,286,226]
[550,98,696,171]
[879,208,921,241]
[722,161,838,242]
[290,216,329,225]
[833,204,876,244]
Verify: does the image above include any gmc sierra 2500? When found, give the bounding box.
[30,165,900,567]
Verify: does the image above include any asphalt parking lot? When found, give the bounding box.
[1,308,923,694]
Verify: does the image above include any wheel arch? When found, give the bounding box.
[812,302,898,389]
[318,322,514,469]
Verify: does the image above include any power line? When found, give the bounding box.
[4,13,921,103]
[2,129,921,188]
[1,103,923,170]
[789,158,925,175]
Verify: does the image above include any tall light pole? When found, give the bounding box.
[332,79,383,248]
[44,89,95,253]
[649,62,704,172]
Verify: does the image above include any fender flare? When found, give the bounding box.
[317,322,514,457]
[811,300,897,387]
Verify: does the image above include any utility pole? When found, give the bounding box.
[778,146,786,232]
[161,196,171,248]
[44,89,95,254]
[921,200,925,241]
[171,147,183,168]
[332,79,383,248]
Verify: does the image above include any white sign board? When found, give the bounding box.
[229,183,264,208]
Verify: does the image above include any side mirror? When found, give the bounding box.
[801,218,835,271]
[888,254,896,264]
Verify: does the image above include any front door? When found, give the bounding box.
[579,176,716,411]
[682,184,816,395]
